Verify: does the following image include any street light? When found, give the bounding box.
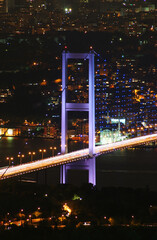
[29,214,32,225]
[50,146,56,157]
[39,149,47,185]
[39,149,46,159]
[6,157,14,166]
[18,153,25,164]
[28,152,35,161]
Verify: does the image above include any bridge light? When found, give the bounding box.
[50,147,57,156]
[28,152,36,161]
[18,154,25,164]
[39,149,46,159]
[6,157,14,166]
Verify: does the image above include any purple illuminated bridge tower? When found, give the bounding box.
[60,51,96,185]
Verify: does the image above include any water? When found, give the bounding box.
[0,137,157,190]
[97,148,157,190]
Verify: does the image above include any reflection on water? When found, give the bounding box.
[0,137,157,190]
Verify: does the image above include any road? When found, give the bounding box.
[0,134,157,179]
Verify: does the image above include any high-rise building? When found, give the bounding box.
[95,55,112,131]
[95,53,135,132]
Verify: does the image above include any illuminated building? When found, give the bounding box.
[100,128,127,145]
[95,55,112,132]
[0,0,7,13]
[95,54,134,131]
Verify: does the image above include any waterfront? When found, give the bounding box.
[0,137,157,190]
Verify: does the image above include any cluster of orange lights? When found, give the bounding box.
[63,203,71,216]
[128,125,154,133]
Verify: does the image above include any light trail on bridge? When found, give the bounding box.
[0,134,157,180]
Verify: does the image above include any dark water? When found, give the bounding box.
[97,148,157,190]
[0,137,157,190]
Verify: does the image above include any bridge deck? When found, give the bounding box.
[0,134,157,180]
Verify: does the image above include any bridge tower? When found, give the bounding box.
[60,51,96,185]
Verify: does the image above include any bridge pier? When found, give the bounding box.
[60,165,66,184]
[60,157,96,185]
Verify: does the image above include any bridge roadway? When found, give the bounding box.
[0,134,157,180]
